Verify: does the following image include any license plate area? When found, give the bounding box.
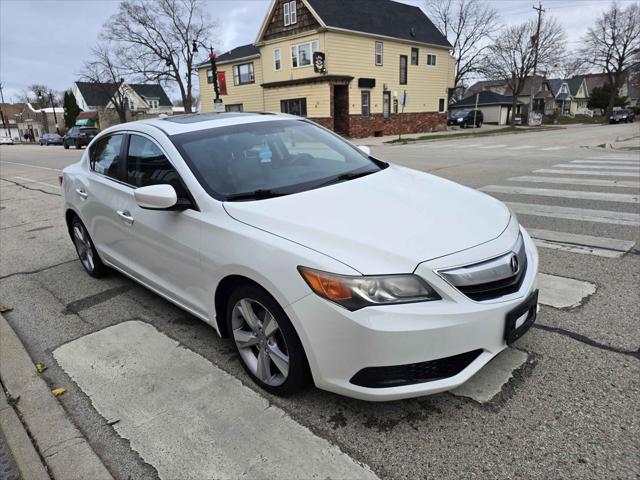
[504,290,538,344]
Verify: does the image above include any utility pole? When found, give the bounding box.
[528,1,545,126]
[0,82,11,139]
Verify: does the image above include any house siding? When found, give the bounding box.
[262,0,322,42]
[199,58,265,112]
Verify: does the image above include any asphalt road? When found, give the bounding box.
[1,122,639,480]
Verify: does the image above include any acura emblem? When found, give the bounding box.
[510,255,519,274]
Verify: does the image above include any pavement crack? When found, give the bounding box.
[533,323,639,359]
[63,285,132,315]
[0,259,78,280]
[0,177,61,196]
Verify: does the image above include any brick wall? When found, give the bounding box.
[309,117,334,130]
[348,112,447,138]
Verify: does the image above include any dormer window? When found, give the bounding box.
[284,1,297,26]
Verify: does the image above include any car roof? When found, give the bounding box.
[126,112,301,136]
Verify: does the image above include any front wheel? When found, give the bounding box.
[461,122,467,129]
[64,141,69,150]
[477,120,483,128]
[70,216,108,278]
[226,285,310,396]
[74,140,81,149]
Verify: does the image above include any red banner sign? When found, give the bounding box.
[217,71,227,96]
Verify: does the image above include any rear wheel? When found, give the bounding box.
[70,216,108,278]
[74,140,81,149]
[226,285,309,396]
[64,141,69,150]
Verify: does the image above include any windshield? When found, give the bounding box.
[452,110,471,117]
[171,119,386,201]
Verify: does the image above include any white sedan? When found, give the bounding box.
[61,113,539,401]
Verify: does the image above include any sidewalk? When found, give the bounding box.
[351,124,515,146]
[0,313,113,480]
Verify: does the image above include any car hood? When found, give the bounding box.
[223,165,512,274]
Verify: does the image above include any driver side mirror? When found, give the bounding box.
[358,145,371,156]
[134,184,178,210]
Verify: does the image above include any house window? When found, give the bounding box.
[274,48,281,71]
[400,55,408,85]
[383,91,391,119]
[206,69,214,84]
[427,54,437,66]
[291,41,319,68]
[361,91,370,117]
[284,1,297,26]
[225,104,244,112]
[280,98,307,117]
[127,97,135,110]
[233,63,255,85]
[438,98,445,113]
[375,42,383,66]
[148,99,159,109]
[411,48,419,65]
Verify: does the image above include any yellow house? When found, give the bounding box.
[198,0,456,138]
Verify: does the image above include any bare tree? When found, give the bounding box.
[79,44,130,123]
[553,56,588,80]
[102,0,217,113]
[426,0,500,87]
[580,2,640,116]
[482,16,565,125]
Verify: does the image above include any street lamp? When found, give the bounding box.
[38,90,60,135]
[192,41,222,109]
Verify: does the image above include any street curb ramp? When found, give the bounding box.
[0,313,113,480]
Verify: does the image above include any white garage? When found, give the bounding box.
[451,91,523,125]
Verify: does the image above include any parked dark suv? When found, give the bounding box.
[448,109,483,128]
[63,127,99,149]
[609,109,635,124]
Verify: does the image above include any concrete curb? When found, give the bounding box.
[0,313,113,480]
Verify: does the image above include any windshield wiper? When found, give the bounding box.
[316,170,378,188]
[225,189,289,201]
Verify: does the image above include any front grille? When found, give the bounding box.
[349,349,483,388]
[439,233,528,302]
[458,254,527,301]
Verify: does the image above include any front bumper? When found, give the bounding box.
[286,227,539,401]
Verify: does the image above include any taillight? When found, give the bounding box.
[58,175,63,186]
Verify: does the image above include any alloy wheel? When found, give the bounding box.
[231,298,290,387]
[72,223,95,272]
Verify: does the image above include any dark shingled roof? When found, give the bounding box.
[75,82,172,108]
[129,84,172,107]
[453,91,520,107]
[199,44,260,67]
[548,78,563,96]
[307,0,451,47]
[565,76,584,97]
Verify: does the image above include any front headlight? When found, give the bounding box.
[457,118,463,122]
[298,267,441,311]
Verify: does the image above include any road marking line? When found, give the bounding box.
[12,176,59,189]
[552,164,639,171]
[477,144,507,149]
[481,185,639,203]
[571,160,640,165]
[53,321,379,480]
[509,176,639,188]
[506,145,537,150]
[537,273,596,309]
[507,202,640,226]
[534,169,640,177]
[540,146,567,151]
[451,143,484,148]
[528,228,635,258]
[588,155,640,161]
[450,348,528,403]
[0,160,61,172]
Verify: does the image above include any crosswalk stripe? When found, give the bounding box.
[528,228,636,258]
[534,169,640,177]
[540,146,567,151]
[54,321,379,480]
[482,185,639,203]
[571,160,640,166]
[506,145,536,150]
[507,202,640,226]
[588,155,640,160]
[552,164,639,171]
[509,176,639,188]
[537,273,596,309]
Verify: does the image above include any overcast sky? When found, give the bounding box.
[0,0,632,103]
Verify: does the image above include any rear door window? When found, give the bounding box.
[90,134,124,180]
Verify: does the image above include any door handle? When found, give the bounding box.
[117,210,134,225]
[76,188,88,199]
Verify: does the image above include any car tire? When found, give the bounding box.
[70,216,108,278]
[74,140,81,149]
[64,141,69,150]
[477,120,483,128]
[226,284,310,396]
[461,122,467,129]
